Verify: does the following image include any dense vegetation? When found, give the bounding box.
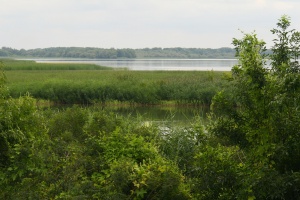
[3,61,227,105]
[0,46,236,59]
[209,15,300,199]
[1,15,300,199]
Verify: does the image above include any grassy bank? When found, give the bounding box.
[1,59,113,70]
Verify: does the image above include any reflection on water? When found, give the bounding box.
[91,59,238,71]
[35,59,238,71]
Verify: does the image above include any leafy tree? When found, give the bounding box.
[0,61,50,198]
[209,15,300,199]
[271,14,300,73]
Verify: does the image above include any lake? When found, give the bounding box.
[34,59,238,71]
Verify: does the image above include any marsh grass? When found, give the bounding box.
[3,59,230,105]
[1,59,112,70]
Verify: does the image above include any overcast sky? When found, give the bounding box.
[1,0,300,50]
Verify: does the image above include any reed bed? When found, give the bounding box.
[3,59,230,105]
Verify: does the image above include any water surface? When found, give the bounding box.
[35,59,238,71]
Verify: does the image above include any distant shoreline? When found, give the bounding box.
[0,47,237,59]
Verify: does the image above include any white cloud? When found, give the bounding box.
[273,1,295,10]
[1,0,300,49]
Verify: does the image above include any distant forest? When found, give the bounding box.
[0,46,237,59]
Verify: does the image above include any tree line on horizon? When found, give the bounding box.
[0,46,237,59]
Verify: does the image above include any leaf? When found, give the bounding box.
[248,196,256,200]
[136,188,147,198]
[133,180,140,188]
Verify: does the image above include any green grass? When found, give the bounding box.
[1,59,113,70]
[3,59,231,105]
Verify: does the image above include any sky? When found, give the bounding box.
[1,0,300,50]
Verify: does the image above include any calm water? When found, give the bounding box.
[35,59,238,71]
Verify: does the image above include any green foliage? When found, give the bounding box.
[88,124,191,199]
[48,106,89,140]
[159,119,206,175]
[91,156,191,200]
[0,96,193,199]
[191,144,242,200]
[270,15,300,73]
[209,15,300,199]
[0,95,49,199]
[0,61,8,99]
